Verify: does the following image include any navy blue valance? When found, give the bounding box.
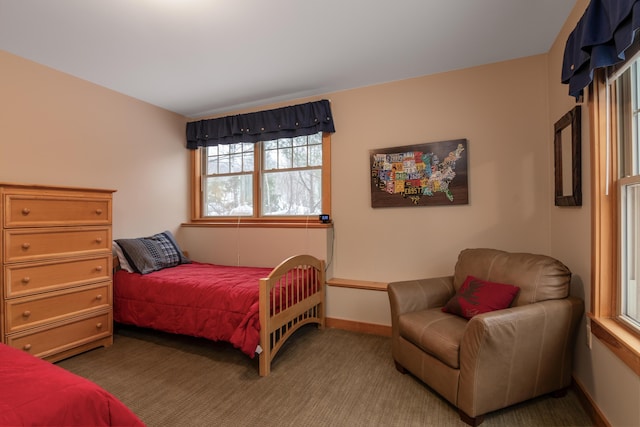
[186,99,335,149]
[562,0,640,99]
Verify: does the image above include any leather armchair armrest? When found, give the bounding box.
[388,276,455,363]
[457,297,584,418]
[388,276,455,317]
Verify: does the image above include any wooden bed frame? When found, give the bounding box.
[258,254,325,376]
[113,253,326,376]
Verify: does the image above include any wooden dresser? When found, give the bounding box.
[0,183,116,362]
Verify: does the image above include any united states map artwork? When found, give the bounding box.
[370,139,468,208]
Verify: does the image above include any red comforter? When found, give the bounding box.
[114,262,274,357]
[0,343,144,426]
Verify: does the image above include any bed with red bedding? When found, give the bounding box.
[0,342,144,426]
[114,262,274,357]
[113,235,325,376]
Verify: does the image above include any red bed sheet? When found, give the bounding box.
[113,262,273,357]
[0,343,144,426]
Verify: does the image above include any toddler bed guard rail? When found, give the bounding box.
[259,254,325,376]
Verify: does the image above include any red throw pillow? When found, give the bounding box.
[442,275,520,319]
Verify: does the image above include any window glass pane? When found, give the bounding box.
[264,140,278,150]
[309,132,322,145]
[622,180,640,326]
[619,61,640,177]
[293,146,307,168]
[243,152,254,172]
[309,144,322,166]
[278,147,293,169]
[229,154,243,173]
[207,157,218,174]
[293,136,307,146]
[263,148,276,170]
[261,169,322,215]
[218,156,230,174]
[278,138,292,149]
[203,175,253,216]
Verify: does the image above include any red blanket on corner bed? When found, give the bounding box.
[0,343,144,427]
[113,262,274,357]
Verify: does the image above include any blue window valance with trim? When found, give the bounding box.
[186,99,335,149]
[562,0,640,99]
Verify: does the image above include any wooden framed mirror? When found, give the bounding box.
[554,105,582,206]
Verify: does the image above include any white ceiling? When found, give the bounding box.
[0,0,576,118]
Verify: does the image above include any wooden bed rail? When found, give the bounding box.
[258,254,326,376]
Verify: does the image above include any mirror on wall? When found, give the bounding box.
[554,105,582,206]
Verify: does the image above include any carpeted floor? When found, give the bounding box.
[57,325,593,427]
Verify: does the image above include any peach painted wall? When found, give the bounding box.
[547,1,640,426]
[328,56,551,282]
[182,54,552,327]
[0,50,189,240]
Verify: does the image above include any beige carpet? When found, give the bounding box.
[57,325,593,427]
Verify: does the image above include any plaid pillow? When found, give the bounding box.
[115,231,189,274]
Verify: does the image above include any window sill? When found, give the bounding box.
[183,219,333,229]
[588,314,640,376]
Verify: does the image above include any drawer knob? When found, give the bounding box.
[23,344,31,351]
[96,294,103,301]
[21,243,30,250]
[95,237,103,244]
[22,310,31,318]
[95,265,103,272]
[21,277,30,284]
[95,208,103,215]
[96,323,103,329]
[21,208,31,215]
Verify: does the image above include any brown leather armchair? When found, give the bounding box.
[388,248,584,426]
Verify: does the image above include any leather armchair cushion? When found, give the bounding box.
[398,308,467,369]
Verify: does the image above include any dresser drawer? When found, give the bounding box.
[4,194,111,227]
[4,227,111,263]
[5,283,111,333]
[6,311,112,359]
[4,255,111,298]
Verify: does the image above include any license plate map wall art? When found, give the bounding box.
[370,139,468,208]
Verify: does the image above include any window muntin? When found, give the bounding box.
[199,132,325,218]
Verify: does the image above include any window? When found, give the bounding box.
[203,143,255,216]
[615,59,640,330]
[191,132,331,224]
[591,52,640,375]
